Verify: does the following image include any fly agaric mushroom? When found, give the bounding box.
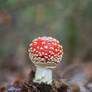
[28,36,63,84]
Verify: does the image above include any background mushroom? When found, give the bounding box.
[28,36,63,84]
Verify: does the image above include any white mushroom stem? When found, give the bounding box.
[33,66,52,84]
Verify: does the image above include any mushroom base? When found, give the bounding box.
[34,66,52,84]
[24,80,70,92]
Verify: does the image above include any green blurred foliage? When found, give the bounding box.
[7,0,18,5]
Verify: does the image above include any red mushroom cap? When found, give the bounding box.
[28,37,63,68]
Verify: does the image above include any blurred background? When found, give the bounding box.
[0,0,92,88]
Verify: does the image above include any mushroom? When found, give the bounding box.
[28,36,63,84]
